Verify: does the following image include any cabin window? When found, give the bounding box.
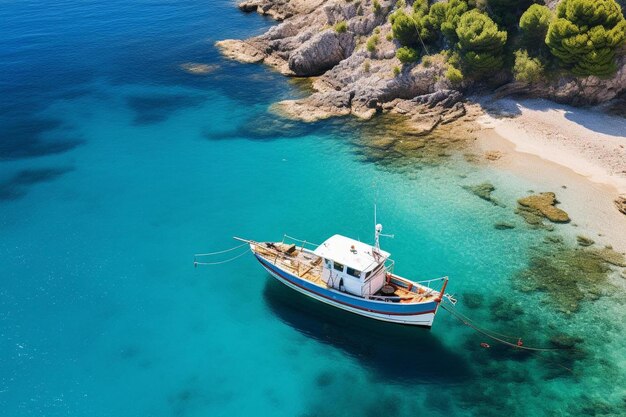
[346,267,361,278]
[333,261,345,272]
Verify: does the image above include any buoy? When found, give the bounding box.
[517,338,523,347]
[480,342,490,348]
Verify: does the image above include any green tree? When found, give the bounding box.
[513,49,545,82]
[391,10,418,46]
[456,10,507,75]
[519,4,553,49]
[546,0,626,76]
[427,0,470,44]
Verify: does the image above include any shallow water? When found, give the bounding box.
[2,1,626,416]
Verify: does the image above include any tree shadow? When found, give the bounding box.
[262,279,472,384]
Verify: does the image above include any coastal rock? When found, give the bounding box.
[214,40,265,64]
[238,0,326,20]
[273,91,352,122]
[288,30,355,76]
[218,0,466,133]
[517,192,570,223]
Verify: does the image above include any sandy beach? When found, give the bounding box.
[476,97,626,192]
[474,97,626,252]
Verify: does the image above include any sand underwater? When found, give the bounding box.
[1,1,626,416]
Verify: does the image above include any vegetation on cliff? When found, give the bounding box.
[389,0,626,83]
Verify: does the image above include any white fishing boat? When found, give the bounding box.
[234,221,452,328]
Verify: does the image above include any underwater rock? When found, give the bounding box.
[494,221,515,230]
[544,235,564,245]
[514,242,622,313]
[489,296,524,321]
[549,333,583,349]
[180,63,219,75]
[462,182,504,207]
[593,247,626,267]
[462,292,484,309]
[517,192,570,224]
[576,235,595,247]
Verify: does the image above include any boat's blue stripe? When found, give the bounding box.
[255,254,438,316]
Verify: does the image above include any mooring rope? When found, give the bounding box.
[194,248,250,266]
[194,242,249,257]
[441,302,569,352]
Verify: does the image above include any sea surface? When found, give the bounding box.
[2,1,625,416]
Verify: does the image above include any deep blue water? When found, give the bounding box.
[2,1,626,416]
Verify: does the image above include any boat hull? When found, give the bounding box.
[255,254,439,327]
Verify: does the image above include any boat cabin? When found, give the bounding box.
[313,234,390,297]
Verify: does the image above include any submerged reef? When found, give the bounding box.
[349,111,478,167]
[515,239,626,314]
[462,182,504,207]
[516,192,570,228]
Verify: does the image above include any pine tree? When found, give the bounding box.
[456,10,508,75]
[546,0,626,77]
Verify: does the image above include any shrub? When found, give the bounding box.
[334,21,348,33]
[519,4,553,49]
[396,46,420,63]
[546,0,626,77]
[455,10,507,75]
[513,49,545,83]
[393,65,401,76]
[373,0,382,15]
[391,10,418,46]
[386,32,393,41]
[364,60,371,72]
[445,65,464,83]
[367,34,380,52]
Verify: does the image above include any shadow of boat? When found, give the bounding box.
[263,278,472,383]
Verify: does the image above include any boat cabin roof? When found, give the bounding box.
[313,234,390,273]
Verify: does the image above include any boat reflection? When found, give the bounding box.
[263,279,471,383]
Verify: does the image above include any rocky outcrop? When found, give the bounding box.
[217,0,468,128]
[218,0,624,126]
[288,30,356,76]
[518,192,571,223]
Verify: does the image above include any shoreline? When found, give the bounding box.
[475,97,626,194]
[473,99,626,252]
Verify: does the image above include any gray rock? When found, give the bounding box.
[288,30,356,76]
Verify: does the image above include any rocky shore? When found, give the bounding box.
[215,0,626,217]
[216,0,626,124]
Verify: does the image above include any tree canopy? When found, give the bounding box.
[546,0,626,76]
[519,4,553,49]
[456,10,508,74]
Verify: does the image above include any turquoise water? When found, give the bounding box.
[2,1,626,416]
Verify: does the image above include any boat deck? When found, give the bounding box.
[252,241,439,304]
